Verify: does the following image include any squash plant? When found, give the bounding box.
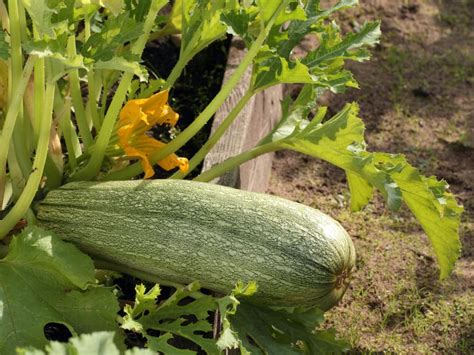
[0,0,463,353]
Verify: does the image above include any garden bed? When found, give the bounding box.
[1,1,467,353]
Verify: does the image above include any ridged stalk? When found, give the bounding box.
[105,1,290,181]
[0,67,55,238]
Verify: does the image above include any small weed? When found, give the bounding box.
[439,13,458,26]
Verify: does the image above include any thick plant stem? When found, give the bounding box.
[33,56,61,189]
[87,71,103,130]
[7,147,23,199]
[194,143,279,183]
[70,1,165,181]
[67,36,94,149]
[0,57,36,209]
[11,117,32,178]
[83,16,102,131]
[17,1,27,43]
[8,0,22,99]
[105,32,268,181]
[33,57,45,139]
[56,96,80,170]
[105,1,290,181]
[8,0,31,180]
[164,30,205,89]
[164,54,190,90]
[171,90,254,179]
[106,41,265,181]
[70,71,133,181]
[0,75,55,239]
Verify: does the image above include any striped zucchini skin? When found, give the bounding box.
[37,180,355,309]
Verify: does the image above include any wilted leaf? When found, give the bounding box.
[229,302,348,354]
[346,172,373,211]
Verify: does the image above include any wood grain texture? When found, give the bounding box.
[202,38,282,193]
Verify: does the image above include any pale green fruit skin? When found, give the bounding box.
[37,180,356,310]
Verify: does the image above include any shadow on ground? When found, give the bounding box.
[269,0,474,353]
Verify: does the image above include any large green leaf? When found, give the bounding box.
[120,279,346,354]
[80,0,125,16]
[252,18,380,91]
[179,0,238,59]
[220,7,255,45]
[278,0,359,58]
[306,0,358,19]
[17,332,153,355]
[121,282,219,354]
[0,227,119,354]
[216,280,348,354]
[215,281,258,352]
[256,0,282,24]
[259,89,463,278]
[21,0,56,37]
[229,302,349,354]
[81,12,144,61]
[303,21,381,68]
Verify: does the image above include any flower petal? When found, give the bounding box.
[124,135,188,178]
[115,90,186,178]
[138,91,168,114]
[121,143,155,179]
[157,155,189,173]
[157,105,179,126]
[120,101,148,126]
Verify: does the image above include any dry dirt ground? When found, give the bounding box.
[268,0,473,353]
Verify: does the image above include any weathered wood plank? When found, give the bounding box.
[202,38,282,193]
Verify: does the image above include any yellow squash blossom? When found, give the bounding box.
[116,90,188,179]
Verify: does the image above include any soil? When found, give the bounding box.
[268,0,473,353]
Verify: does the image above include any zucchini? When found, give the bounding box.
[36,180,355,310]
